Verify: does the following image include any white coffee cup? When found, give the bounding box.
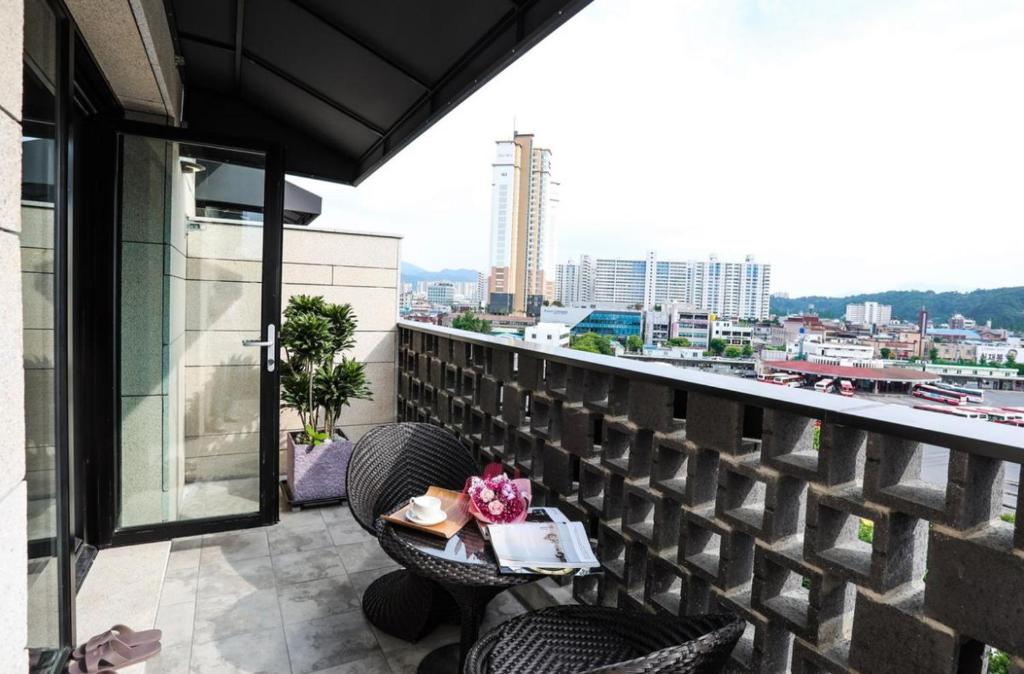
[409,495,443,520]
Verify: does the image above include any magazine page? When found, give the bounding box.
[489,521,598,570]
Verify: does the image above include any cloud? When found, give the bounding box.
[293,0,1024,297]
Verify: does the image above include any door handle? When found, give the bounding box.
[242,324,276,372]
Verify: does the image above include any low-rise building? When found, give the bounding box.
[525,322,571,347]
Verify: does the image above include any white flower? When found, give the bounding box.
[479,488,495,503]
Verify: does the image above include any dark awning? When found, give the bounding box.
[165,0,590,185]
[195,161,323,225]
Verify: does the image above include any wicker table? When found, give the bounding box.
[376,517,537,673]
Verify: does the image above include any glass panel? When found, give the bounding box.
[22,0,61,667]
[117,138,266,527]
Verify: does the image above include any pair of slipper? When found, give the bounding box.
[67,624,163,674]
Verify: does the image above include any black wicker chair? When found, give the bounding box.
[346,422,478,642]
[463,606,744,674]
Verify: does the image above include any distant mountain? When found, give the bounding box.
[770,287,1024,332]
[401,262,481,284]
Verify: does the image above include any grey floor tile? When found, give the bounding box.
[198,556,276,597]
[370,622,458,656]
[319,506,355,525]
[347,567,398,599]
[284,612,381,674]
[155,599,197,647]
[161,567,200,606]
[307,652,391,674]
[167,545,203,572]
[277,575,360,625]
[200,529,270,564]
[336,541,398,575]
[276,506,328,531]
[268,520,334,556]
[194,587,283,644]
[145,643,192,674]
[272,547,346,587]
[189,627,291,674]
[325,517,367,547]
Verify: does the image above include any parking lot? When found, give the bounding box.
[857,389,1023,512]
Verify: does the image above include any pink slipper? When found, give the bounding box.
[67,638,161,673]
[72,624,162,660]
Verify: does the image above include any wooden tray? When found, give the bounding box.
[381,486,472,539]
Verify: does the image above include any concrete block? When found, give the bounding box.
[120,242,163,396]
[184,330,256,367]
[686,392,744,453]
[282,284,397,332]
[187,221,262,261]
[818,424,866,487]
[478,375,501,416]
[945,450,1004,531]
[849,591,959,674]
[541,443,575,497]
[627,380,676,432]
[348,330,395,364]
[924,525,1023,655]
[120,135,166,244]
[119,394,165,526]
[19,204,53,244]
[762,409,819,480]
[516,353,542,390]
[184,364,259,436]
[186,278,262,332]
[561,405,595,458]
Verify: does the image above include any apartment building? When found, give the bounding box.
[589,252,771,319]
[487,133,559,316]
[555,255,595,304]
[845,301,892,327]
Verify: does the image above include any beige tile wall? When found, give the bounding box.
[0,0,28,667]
[279,226,401,470]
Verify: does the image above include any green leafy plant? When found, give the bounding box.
[452,311,492,334]
[666,337,690,347]
[724,345,742,358]
[571,332,615,356]
[626,335,643,352]
[280,294,372,445]
[709,338,727,356]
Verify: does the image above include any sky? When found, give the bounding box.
[290,0,1024,298]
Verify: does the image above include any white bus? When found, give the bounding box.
[814,378,834,393]
[933,382,984,404]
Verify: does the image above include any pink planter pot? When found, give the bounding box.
[286,430,352,504]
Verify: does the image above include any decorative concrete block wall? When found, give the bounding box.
[397,322,1024,674]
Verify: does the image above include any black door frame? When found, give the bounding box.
[85,119,285,547]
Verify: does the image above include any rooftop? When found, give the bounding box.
[766,359,940,383]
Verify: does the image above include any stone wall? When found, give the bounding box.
[0,0,28,669]
[398,322,1024,674]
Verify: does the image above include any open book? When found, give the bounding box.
[487,512,599,575]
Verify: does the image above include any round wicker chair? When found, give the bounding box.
[346,422,478,642]
[463,606,744,674]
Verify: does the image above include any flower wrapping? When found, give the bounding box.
[465,463,531,525]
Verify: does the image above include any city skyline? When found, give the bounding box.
[291,1,1024,297]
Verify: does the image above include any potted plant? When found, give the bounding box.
[280,294,372,505]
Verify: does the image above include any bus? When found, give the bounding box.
[973,408,1024,423]
[913,404,988,420]
[933,382,984,404]
[838,380,854,397]
[773,374,804,388]
[814,378,834,393]
[912,384,967,406]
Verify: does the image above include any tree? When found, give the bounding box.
[742,344,754,357]
[709,338,727,356]
[1007,352,1017,366]
[928,347,939,362]
[280,295,372,444]
[571,332,614,356]
[452,311,492,334]
[626,335,643,352]
[552,300,564,307]
[724,345,742,358]
[666,337,690,347]
[880,347,892,359]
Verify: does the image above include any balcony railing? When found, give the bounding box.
[396,320,1024,673]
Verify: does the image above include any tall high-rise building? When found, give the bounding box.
[426,281,455,307]
[587,252,771,320]
[487,133,558,316]
[555,255,595,305]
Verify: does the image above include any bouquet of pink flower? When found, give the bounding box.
[465,464,531,525]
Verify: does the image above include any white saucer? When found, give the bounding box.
[407,510,447,526]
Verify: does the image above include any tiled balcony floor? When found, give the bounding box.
[144,504,528,673]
